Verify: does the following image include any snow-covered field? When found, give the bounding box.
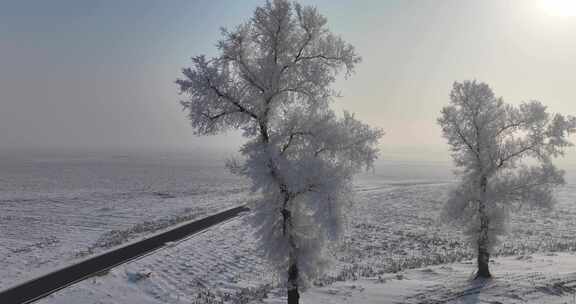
[278,253,576,304]
[0,153,251,289]
[3,155,576,303]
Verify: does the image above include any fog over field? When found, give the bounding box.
[2,0,576,163]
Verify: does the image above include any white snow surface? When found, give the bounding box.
[272,253,576,304]
[0,154,252,289]
[4,156,576,303]
[38,245,576,304]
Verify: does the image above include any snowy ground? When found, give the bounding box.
[0,154,252,289]
[32,170,576,304]
[37,216,271,304]
[37,223,576,304]
[3,155,576,303]
[270,253,576,304]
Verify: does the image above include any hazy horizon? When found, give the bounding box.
[2,0,576,163]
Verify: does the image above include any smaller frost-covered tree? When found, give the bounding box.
[438,80,576,279]
[176,1,382,303]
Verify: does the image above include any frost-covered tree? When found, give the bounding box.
[438,80,576,278]
[176,1,382,302]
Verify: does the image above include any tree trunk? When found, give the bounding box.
[476,213,491,278]
[282,203,299,304]
[262,114,300,303]
[476,176,492,279]
[287,261,299,304]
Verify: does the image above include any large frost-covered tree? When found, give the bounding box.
[176,1,382,302]
[438,80,576,278]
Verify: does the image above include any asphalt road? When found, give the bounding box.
[0,205,249,304]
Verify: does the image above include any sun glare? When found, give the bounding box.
[542,0,576,17]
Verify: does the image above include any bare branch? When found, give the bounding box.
[205,76,259,120]
[281,131,312,155]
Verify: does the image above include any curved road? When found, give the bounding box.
[0,205,249,304]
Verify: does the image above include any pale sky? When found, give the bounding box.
[1,0,575,163]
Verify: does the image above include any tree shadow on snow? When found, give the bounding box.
[403,276,492,304]
[450,277,491,304]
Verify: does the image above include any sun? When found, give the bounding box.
[542,0,576,17]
